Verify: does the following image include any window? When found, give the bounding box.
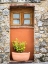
[10,7,34,27]
[13,13,20,25]
[24,13,32,25]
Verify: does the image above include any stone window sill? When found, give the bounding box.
[10,26,34,28]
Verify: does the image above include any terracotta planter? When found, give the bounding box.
[12,52,30,61]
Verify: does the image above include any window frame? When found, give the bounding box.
[10,6,34,27]
[11,11,22,26]
[23,12,33,26]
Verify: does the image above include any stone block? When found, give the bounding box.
[44,22,48,26]
[39,41,47,47]
[35,6,40,11]
[0,58,3,63]
[0,6,6,10]
[4,0,9,2]
[44,26,48,33]
[34,18,37,25]
[0,43,4,48]
[35,25,39,32]
[12,0,17,2]
[45,57,48,61]
[45,38,48,42]
[31,0,40,3]
[2,61,8,64]
[0,10,2,13]
[0,15,4,21]
[41,34,47,37]
[44,13,48,19]
[40,48,47,53]
[45,53,48,57]
[0,38,3,43]
[1,23,5,27]
[2,32,7,36]
[40,31,44,34]
[0,10,2,15]
[3,15,9,21]
[3,54,10,62]
[0,27,2,32]
[38,21,43,26]
[0,54,4,58]
[40,27,44,31]
[34,53,43,59]
[0,47,4,52]
[35,33,41,38]
[3,9,9,16]
[5,40,9,44]
[35,45,39,48]
[4,46,10,52]
[43,19,48,26]
[0,49,2,52]
[35,13,41,20]
[34,59,40,63]
[35,47,39,53]
[1,0,4,2]
[39,7,45,12]
[4,25,9,32]
[39,38,43,42]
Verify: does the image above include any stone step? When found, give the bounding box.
[8,62,48,64]
[8,62,32,64]
[8,60,33,64]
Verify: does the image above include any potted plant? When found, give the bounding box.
[12,38,30,61]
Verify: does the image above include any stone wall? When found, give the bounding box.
[0,0,48,64]
[34,0,48,62]
[0,0,41,3]
[0,4,10,64]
